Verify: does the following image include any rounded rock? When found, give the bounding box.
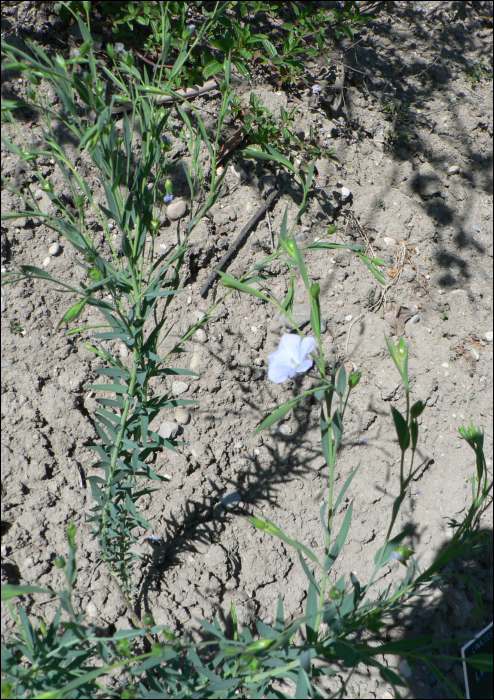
[219,491,242,509]
[166,199,187,221]
[192,328,207,344]
[119,343,129,360]
[48,242,60,256]
[174,409,191,425]
[344,314,353,322]
[42,256,51,267]
[484,331,493,343]
[171,381,188,395]
[159,421,180,440]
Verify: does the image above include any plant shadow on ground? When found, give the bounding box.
[304,1,492,292]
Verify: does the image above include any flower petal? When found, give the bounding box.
[295,358,313,374]
[268,360,292,383]
[277,333,302,355]
[300,336,316,358]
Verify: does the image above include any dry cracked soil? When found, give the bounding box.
[1,2,493,698]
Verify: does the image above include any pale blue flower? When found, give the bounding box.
[267,333,316,383]
[311,84,321,94]
[163,193,174,203]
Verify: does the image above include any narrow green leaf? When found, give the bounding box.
[305,577,318,643]
[324,501,353,572]
[390,405,410,451]
[275,594,284,633]
[333,463,359,513]
[357,252,386,285]
[254,398,297,435]
[336,364,346,396]
[244,513,322,569]
[298,551,321,596]
[217,270,270,302]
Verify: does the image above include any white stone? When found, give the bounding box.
[192,328,207,343]
[159,421,180,440]
[48,242,60,256]
[383,237,398,247]
[119,343,129,359]
[171,381,188,395]
[166,199,187,220]
[469,347,480,362]
[447,165,460,176]
[42,256,51,267]
[174,409,190,425]
[340,186,352,200]
[344,314,353,322]
[484,331,493,343]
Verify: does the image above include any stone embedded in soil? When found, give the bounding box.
[159,421,180,439]
[174,409,190,425]
[484,331,493,343]
[278,303,326,333]
[42,256,51,267]
[48,242,60,256]
[119,343,129,359]
[219,491,242,508]
[192,328,207,343]
[171,381,188,395]
[166,199,187,220]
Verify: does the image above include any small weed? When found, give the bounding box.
[466,57,493,84]
[378,199,386,210]
[9,320,23,334]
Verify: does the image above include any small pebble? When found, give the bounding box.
[171,381,188,395]
[219,491,242,509]
[447,165,460,176]
[383,237,397,248]
[42,256,51,267]
[263,616,273,625]
[119,343,129,360]
[469,347,480,362]
[471,225,480,232]
[409,314,420,324]
[159,421,180,440]
[166,199,187,220]
[192,328,207,344]
[484,331,493,342]
[344,314,353,322]
[340,186,352,201]
[48,242,60,256]
[442,362,449,368]
[174,409,190,425]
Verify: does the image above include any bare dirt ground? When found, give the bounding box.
[1,2,493,697]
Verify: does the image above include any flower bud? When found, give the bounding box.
[285,239,296,257]
[348,371,361,389]
[87,268,101,281]
[310,282,320,298]
[165,178,173,194]
[410,400,424,418]
[150,219,160,231]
